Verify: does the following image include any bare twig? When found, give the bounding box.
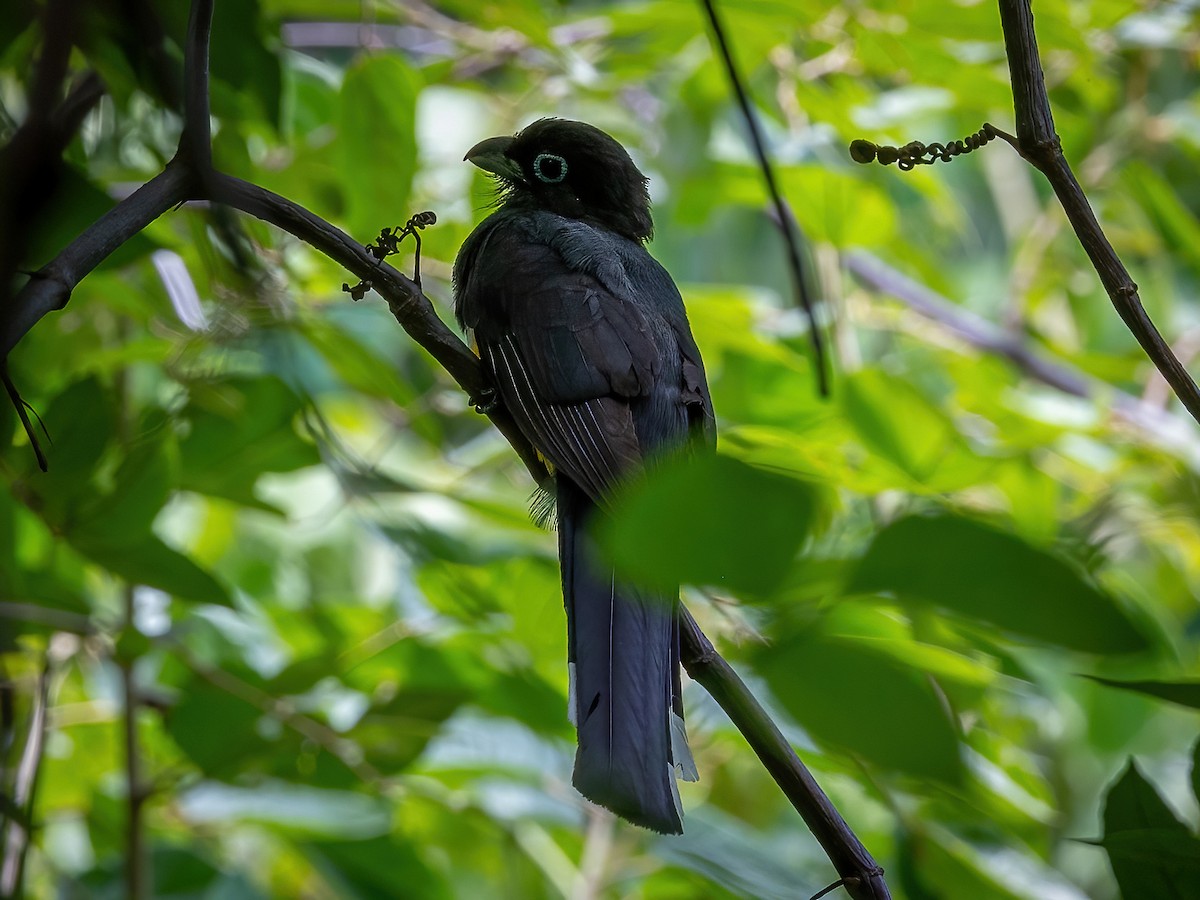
[699,0,830,397]
[1,366,47,471]
[995,0,1200,425]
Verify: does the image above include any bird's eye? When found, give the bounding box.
[532,153,568,184]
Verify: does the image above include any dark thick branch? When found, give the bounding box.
[996,0,1200,426]
[181,0,213,172]
[0,159,194,359]
[679,610,889,900]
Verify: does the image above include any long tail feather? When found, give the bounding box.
[558,477,688,834]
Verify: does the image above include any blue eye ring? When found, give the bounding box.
[533,153,568,184]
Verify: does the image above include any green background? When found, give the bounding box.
[3,0,1200,897]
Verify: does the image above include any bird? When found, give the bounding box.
[452,118,716,834]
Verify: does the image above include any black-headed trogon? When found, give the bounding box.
[452,119,716,834]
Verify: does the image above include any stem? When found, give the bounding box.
[995,0,1200,425]
[0,660,50,899]
[699,0,830,397]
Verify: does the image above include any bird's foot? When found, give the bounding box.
[469,386,499,415]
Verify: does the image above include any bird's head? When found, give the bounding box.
[465,118,653,242]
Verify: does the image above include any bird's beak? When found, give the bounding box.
[464,135,523,182]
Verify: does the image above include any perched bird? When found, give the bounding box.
[453,118,715,834]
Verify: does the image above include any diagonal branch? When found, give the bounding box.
[679,611,889,900]
[206,173,549,483]
[995,0,1200,426]
[0,159,195,360]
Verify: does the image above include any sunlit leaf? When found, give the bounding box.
[848,513,1151,654]
[337,55,420,240]
[1088,677,1200,710]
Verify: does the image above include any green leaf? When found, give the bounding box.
[209,0,282,127]
[178,376,320,508]
[841,369,988,490]
[37,376,116,504]
[1088,677,1200,710]
[73,436,172,539]
[600,453,825,597]
[848,514,1150,654]
[337,55,420,240]
[754,629,964,784]
[152,846,222,894]
[167,683,264,775]
[304,835,451,900]
[70,534,230,605]
[1100,762,1200,899]
[180,781,392,840]
[1092,829,1200,870]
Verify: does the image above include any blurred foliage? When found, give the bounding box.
[3,0,1200,897]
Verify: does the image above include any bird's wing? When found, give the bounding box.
[460,222,666,502]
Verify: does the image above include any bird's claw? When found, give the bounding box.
[470,387,499,415]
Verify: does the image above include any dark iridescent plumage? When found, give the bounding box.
[453,119,715,833]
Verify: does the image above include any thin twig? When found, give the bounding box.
[1,365,46,471]
[699,0,830,397]
[995,0,1200,426]
[0,658,51,899]
[119,586,148,900]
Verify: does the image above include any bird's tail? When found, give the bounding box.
[557,478,697,834]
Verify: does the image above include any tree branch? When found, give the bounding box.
[995,0,1200,426]
[0,159,195,359]
[181,0,213,173]
[678,610,889,900]
[206,173,549,484]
